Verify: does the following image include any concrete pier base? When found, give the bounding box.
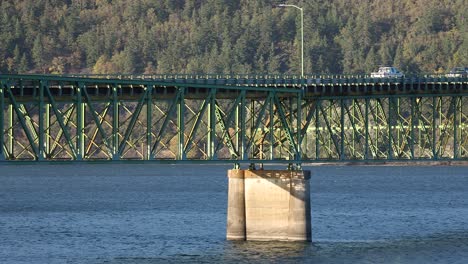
[226,169,246,240]
[226,169,311,241]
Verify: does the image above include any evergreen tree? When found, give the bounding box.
[1,0,466,74]
[365,47,378,73]
[32,36,45,72]
[13,45,21,67]
[379,42,393,66]
[18,53,29,73]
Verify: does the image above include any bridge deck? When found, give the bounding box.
[1,74,467,100]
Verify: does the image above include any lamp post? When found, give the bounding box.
[278,4,304,77]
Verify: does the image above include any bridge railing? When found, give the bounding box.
[61,73,468,84]
[1,74,467,90]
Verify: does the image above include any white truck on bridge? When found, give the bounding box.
[370,67,404,78]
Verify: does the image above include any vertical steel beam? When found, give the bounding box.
[340,99,345,160]
[112,84,119,160]
[351,99,356,157]
[315,100,320,160]
[396,98,401,156]
[236,90,246,166]
[8,104,13,158]
[178,86,186,160]
[210,88,216,160]
[289,96,294,167]
[38,80,46,160]
[0,81,4,160]
[410,97,415,159]
[77,83,85,160]
[296,93,302,167]
[269,94,274,160]
[249,99,255,166]
[207,90,217,160]
[432,96,437,159]
[234,95,240,167]
[365,98,369,160]
[146,85,153,160]
[45,103,50,158]
[328,101,332,157]
[388,97,393,159]
[454,96,460,159]
[375,99,379,158]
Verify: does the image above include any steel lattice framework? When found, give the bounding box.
[1,74,468,166]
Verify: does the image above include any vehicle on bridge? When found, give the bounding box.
[370,66,404,78]
[446,67,468,78]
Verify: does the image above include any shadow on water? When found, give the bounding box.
[105,241,311,264]
[104,232,468,264]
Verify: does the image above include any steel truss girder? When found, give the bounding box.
[301,95,468,162]
[1,75,468,164]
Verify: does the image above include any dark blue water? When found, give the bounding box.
[1,164,468,263]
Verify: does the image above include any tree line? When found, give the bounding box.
[0,0,466,75]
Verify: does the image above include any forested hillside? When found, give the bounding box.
[0,0,466,75]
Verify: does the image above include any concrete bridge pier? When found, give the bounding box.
[227,169,311,241]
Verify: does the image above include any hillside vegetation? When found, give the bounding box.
[0,0,466,75]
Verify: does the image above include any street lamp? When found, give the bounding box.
[277,4,304,77]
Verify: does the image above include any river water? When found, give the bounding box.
[1,164,468,263]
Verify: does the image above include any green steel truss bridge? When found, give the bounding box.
[1,74,468,166]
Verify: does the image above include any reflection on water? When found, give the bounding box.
[108,233,468,264]
[109,233,468,264]
[221,241,311,263]
[111,241,311,264]
[1,164,468,263]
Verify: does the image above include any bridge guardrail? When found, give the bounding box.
[1,74,467,89]
[67,73,466,85]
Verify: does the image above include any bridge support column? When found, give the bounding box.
[226,169,311,241]
[226,170,246,240]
